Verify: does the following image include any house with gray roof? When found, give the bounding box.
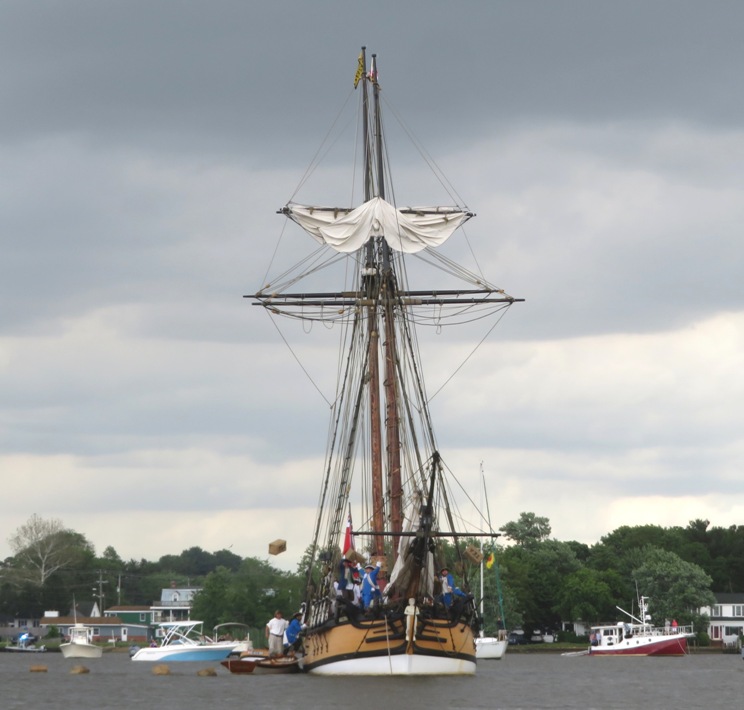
[699,592,744,647]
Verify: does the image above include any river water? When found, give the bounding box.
[2,650,741,709]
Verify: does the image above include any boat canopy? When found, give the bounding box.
[284,197,472,254]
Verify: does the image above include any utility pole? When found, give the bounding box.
[93,570,108,614]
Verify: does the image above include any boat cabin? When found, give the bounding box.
[591,622,630,648]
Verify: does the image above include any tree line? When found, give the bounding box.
[487,512,723,639]
[3,512,739,639]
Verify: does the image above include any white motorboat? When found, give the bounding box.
[475,635,507,659]
[212,622,255,655]
[3,632,46,653]
[60,623,103,659]
[130,621,240,662]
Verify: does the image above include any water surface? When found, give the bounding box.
[2,650,741,709]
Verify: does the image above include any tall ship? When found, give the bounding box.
[252,49,522,675]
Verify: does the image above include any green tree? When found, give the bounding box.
[157,546,242,580]
[631,547,716,626]
[698,523,744,592]
[500,538,581,632]
[592,525,687,567]
[212,549,242,572]
[530,540,582,630]
[100,546,124,568]
[191,557,304,634]
[191,566,234,628]
[499,512,551,547]
[556,567,617,624]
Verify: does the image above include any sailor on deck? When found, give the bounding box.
[284,612,304,654]
[337,558,358,601]
[438,566,468,608]
[361,560,382,609]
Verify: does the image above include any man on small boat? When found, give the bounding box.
[265,610,288,657]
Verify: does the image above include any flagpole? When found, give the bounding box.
[480,463,485,635]
[343,505,354,558]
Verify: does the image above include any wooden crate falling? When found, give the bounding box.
[269,539,287,555]
[343,549,366,565]
[464,545,483,565]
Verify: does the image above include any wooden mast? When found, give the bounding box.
[364,51,386,559]
[370,54,404,558]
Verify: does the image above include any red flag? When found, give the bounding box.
[367,56,378,83]
[342,514,354,555]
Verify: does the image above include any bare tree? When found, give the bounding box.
[7,513,78,586]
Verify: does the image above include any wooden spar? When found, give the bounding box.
[361,46,371,202]
[368,313,385,555]
[370,53,403,561]
[383,283,403,555]
[254,288,516,298]
[350,530,502,538]
[373,53,403,560]
[372,53,384,202]
[366,51,385,560]
[251,294,523,306]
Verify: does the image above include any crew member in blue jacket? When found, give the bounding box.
[361,560,382,609]
[284,612,304,654]
[438,566,467,608]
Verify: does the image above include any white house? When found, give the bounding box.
[699,592,744,647]
[150,584,201,623]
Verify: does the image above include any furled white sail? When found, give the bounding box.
[384,491,436,602]
[284,197,471,254]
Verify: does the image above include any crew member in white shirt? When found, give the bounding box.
[265,610,288,656]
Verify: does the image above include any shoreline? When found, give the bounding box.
[506,643,732,655]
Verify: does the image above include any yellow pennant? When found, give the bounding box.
[353,52,364,88]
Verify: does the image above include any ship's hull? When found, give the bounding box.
[589,634,689,657]
[302,614,476,675]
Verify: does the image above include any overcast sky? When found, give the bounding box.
[2,1,743,575]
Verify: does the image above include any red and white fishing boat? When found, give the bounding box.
[588,595,693,656]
